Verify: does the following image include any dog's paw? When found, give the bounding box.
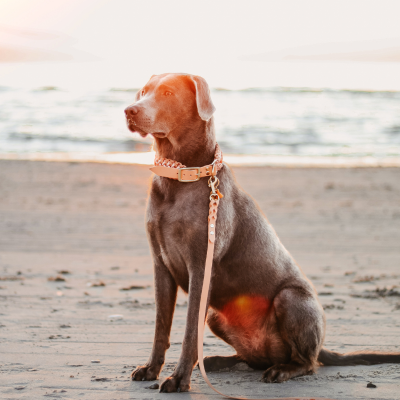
[261,363,312,383]
[159,375,190,393]
[131,365,159,381]
[261,364,292,383]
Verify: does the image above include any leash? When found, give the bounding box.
[151,144,335,400]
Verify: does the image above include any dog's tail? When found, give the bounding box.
[318,347,400,366]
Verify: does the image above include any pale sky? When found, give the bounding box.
[2,0,400,59]
[1,0,400,89]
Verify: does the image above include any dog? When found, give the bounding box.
[124,73,400,393]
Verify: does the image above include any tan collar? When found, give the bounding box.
[150,143,223,182]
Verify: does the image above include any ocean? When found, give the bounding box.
[1,61,400,159]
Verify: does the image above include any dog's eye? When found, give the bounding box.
[141,90,145,96]
[164,91,173,96]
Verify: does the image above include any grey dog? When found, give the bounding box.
[124,73,400,393]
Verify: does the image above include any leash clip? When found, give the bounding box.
[208,176,219,193]
[208,176,223,200]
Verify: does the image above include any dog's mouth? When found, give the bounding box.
[126,119,149,138]
[132,128,149,138]
[126,119,166,139]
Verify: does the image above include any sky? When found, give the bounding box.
[1,0,400,89]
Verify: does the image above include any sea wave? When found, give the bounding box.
[109,88,140,92]
[1,85,400,157]
[213,87,400,96]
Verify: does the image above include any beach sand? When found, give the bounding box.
[0,160,399,399]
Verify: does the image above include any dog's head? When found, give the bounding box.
[124,73,215,139]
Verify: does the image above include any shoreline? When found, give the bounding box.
[1,151,400,168]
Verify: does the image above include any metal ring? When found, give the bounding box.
[211,159,218,175]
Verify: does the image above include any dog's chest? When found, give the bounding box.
[147,182,211,289]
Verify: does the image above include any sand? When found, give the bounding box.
[0,160,399,400]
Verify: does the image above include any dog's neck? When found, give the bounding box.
[153,117,216,167]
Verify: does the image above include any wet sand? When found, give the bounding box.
[0,160,399,399]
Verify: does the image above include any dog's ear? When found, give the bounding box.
[189,75,216,121]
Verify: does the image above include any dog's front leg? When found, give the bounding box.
[131,260,177,381]
[160,270,204,393]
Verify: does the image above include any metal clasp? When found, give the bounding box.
[208,176,219,199]
[208,176,219,192]
[178,167,201,182]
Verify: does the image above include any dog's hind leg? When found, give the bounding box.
[261,287,325,383]
[202,309,245,372]
[204,355,244,371]
[131,260,178,381]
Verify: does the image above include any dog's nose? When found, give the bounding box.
[124,106,139,117]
